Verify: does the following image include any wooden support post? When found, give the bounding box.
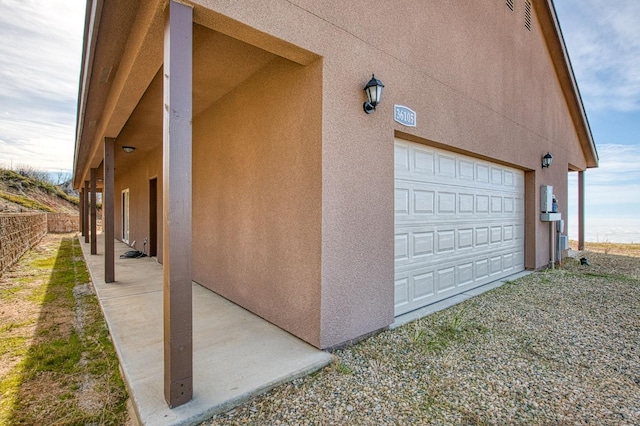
[163,0,193,408]
[578,171,585,251]
[84,180,90,244]
[90,168,97,255]
[104,138,115,282]
[79,187,85,236]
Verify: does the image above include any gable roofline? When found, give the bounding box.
[535,0,598,168]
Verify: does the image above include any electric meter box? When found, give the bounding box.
[541,185,553,213]
[559,235,569,251]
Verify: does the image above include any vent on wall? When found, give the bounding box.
[525,0,532,31]
[506,0,515,12]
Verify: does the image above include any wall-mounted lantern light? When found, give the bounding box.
[363,74,384,114]
[122,146,136,153]
[541,152,553,168]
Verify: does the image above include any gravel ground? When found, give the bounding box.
[203,251,640,425]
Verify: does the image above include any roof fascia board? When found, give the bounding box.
[74,0,103,188]
[75,0,165,188]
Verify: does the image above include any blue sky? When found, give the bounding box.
[0,0,638,242]
[0,0,84,173]
[554,0,640,242]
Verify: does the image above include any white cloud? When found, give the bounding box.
[557,1,640,242]
[569,143,640,208]
[555,0,640,112]
[0,0,85,171]
[568,143,640,242]
[586,144,640,185]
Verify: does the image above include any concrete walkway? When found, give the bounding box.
[79,235,333,426]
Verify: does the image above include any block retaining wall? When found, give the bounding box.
[0,213,48,276]
[47,213,80,234]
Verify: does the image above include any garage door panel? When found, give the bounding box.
[395,183,523,223]
[413,231,435,258]
[503,252,515,271]
[394,248,524,314]
[396,142,523,192]
[437,230,456,253]
[436,267,456,292]
[490,255,503,275]
[394,143,410,171]
[395,244,523,276]
[395,277,409,305]
[394,139,525,316]
[414,147,436,175]
[395,188,410,216]
[437,154,457,177]
[415,189,436,214]
[476,226,489,246]
[400,174,522,192]
[459,193,475,213]
[458,228,474,249]
[394,223,523,269]
[458,262,474,286]
[475,258,490,280]
[395,233,409,261]
[459,159,474,180]
[503,225,514,241]
[414,271,436,299]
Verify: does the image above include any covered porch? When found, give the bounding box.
[79,233,332,425]
[74,0,326,409]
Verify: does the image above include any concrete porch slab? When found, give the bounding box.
[79,235,333,426]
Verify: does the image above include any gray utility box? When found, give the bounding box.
[541,185,553,213]
[558,235,569,251]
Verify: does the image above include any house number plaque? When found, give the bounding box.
[394,105,417,127]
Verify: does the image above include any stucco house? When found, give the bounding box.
[74,0,597,407]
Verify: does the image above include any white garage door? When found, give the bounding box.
[394,138,525,316]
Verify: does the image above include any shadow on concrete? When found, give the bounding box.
[80,234,333,425]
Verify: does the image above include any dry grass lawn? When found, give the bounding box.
[2,235,638,425]
[0,233,128,425]
[570,240,640,257]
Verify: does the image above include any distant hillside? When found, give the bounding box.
[0,168,79,214]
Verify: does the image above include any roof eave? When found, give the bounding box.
[536,0,599,169]
[73,0,104,189]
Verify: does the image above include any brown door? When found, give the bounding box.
[149,178,158,257]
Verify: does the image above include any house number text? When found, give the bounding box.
[394,105,417,127]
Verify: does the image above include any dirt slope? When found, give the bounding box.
[0,169,78,214]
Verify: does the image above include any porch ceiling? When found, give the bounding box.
[76,3,276,185]
[113,25,276,176]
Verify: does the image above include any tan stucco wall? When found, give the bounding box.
[192,57,323,347]
[189,0,590,347]
[114,146,163,260]
[96,0,595,349]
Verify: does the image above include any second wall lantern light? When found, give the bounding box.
[363,74,384,114]
[542,152,553,168]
